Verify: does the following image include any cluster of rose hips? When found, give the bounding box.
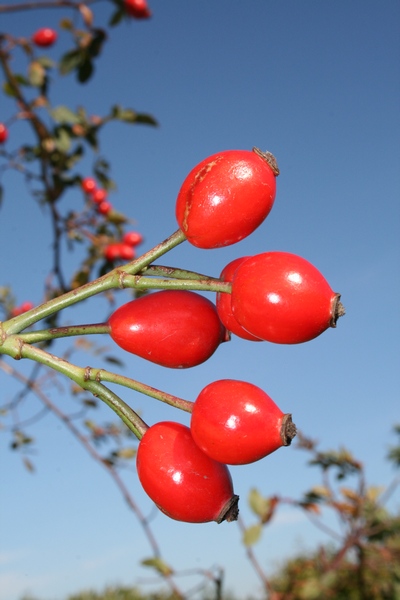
[81,176,144,261]
[103,148,344,524]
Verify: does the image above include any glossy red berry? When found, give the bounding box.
[136,421,239,523]
[231,252,344,344]
[123,231,143,247]
[0,123,9,144]
[123,0,152,19]
[191,379,296,465]
[32,28,58,47]
[81,177,97,194]
[97,200,112,215]
[175,148,278,249]
[103,243,134,262]
[118,243,135,260]
[11,301,34,317]
[108,290,228,368]
[216,257,262,341]
[91,188,107,204]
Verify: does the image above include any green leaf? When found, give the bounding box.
[51,105,81,124]
[141,557,174,577]
[134,113,158,126]
[114,447,136,460]
[248,488,271,518]
[28,61,46,87]
[87,29,107,59]
[54,127,72,152]
[104,355,125,367]
[242,524,262,547]
[36,56,55,69]
[59,18,74,30]
[109,7,125,27]
[78,59,94,83]
[111,105,158,126]
[59,49,84,76]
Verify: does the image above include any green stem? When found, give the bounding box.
[2,229,186,335]
[19,323,110,344]
[122,276,231,293]
[84,367,193,414]
[1,335,148,439]
[141,265,213,280]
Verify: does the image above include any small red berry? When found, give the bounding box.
[97,200,112,215]
[32,28,58,47]
[136,421,239,523]
[231,252,344,344]
[91,188,107,204]
[216,257,262,341]
[123,0,152,19]
[118,243,135,260]
[175,148,278,249]
[191,379,296,465]
[122,231,143,247]
[11,301,34,317]
[108,290,228,368]
[81,177,97,194]
[0,123,9,144]
[104,243,134,262]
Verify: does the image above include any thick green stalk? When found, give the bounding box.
[84,367,193,414]
[19,323,110,344]
[121,276,231,293]
[2,229,186,335]
[1,335,148,439]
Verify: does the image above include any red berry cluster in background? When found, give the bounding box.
[80,176,144,262]
[10,301,34,317]
[103,147,344,523]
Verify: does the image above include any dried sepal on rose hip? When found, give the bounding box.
[216,257,262,341]
[108,290,229,368]
[190,379,296,465]
[175,148,279,249]
[136,421,239,523]
[231,251,345,344]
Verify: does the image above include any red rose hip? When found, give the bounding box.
[175,148,278,249]
[108,290,228,368]
[81,177,97,194]
[136,421,239,523]
[191,379,296,465]
[231,252,344,344]
[32,27,58,47]
[216,257,262,341]
[123,0,152,18]
[0,123,9,144]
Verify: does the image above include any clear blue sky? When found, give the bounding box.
[1,1,399,598]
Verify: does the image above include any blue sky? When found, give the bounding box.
[1,1,399,598]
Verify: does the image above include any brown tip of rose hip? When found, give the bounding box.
[280,414,297,447]
[216,494,240,524]
[331,293,346,328]
[252,147,280,176]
